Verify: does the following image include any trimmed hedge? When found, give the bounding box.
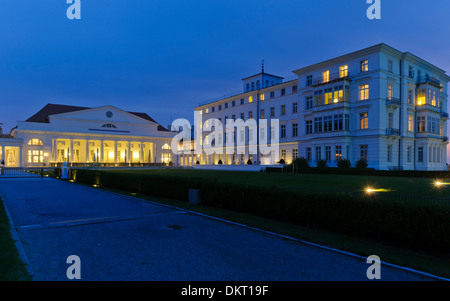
[71,169,450,254]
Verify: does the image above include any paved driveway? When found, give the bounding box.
[0,178,439,281]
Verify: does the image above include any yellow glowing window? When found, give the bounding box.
[432,91,436,106]
[324,91,333,105]
[408,115,413,132]
[359,84,369,100]
[417,89,426,105]
[322,70,330,83]
[388,84,393,100]
[249,96,253,103]
[162,143,171,150]
[260,94,265,101]
[333,90,343,103]
[205,108,209,114]
[359,112,368,129]
[28,138,43,146]
[339,65,348,77]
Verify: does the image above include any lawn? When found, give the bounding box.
[107,168,448,200]
[0,198,31,281]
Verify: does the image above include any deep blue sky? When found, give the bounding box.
[1,0,450,158]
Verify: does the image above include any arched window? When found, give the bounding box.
[101,124,117,128]
[256,80,260,90]
[28,138,43,146]
[246,83,250,92]
[162,143,171,150]
[265,80,269,88]
[251,82,255,91]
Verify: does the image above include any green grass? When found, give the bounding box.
[106,168,448,199]
[0,198,31,281]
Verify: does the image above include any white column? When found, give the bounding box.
[85,140,90,162]
[140,142,143,163]
[69,139,74,162]
[127,142,131,163]
[114,141,118,164]
[100,141,104,163]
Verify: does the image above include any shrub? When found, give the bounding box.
[292,157,309,169]
[337,159,351,169]
[247,159,253,165]
[356,159,368,169]
[316,159,327,168]
[278,159,285,164]
[196,161,200,165]
[218,160,223,165]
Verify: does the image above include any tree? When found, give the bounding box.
[356,159,368,169]
[337,159,351,169]
[292,157,309,169]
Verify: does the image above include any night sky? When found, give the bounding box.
[1,0,449,159]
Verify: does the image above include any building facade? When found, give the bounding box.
[1,104,175,167]
[189,44,449,170]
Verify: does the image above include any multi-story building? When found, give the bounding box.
[189,44,449,170]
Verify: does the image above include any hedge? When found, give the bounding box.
[71,169,450,254]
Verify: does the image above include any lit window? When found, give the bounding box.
[359,112,368,129]
[333,86,343,103]
[339,65,348,77]
[417,89,426,105]
[260,94,265,101]
[28,138,43,146]
[359,84,369,101]
[322,70,330,83]
[324,88,333,105]
[249,96,253,103]
[387,84,393,100]
[162,144,171,150]
[360,60,369,72]
[408,115,413,132]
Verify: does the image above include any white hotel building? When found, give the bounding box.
[190,44,449,170]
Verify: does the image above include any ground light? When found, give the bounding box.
[364,187,391,195]
[434,180,450,188]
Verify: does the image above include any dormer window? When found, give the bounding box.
[101,124,117,128]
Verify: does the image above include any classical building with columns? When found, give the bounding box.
[2,104,175,167]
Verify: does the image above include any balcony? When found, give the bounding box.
[311,72,350,87]
[386,128,400,136]
[441,112,449,119]
[417,75,441,88]
[386,98,401,108]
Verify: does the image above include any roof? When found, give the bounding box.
[25,104,169,131]
[241,72,284,81]
[0,134,13,138]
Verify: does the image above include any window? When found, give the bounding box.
[251,82,255,91]
[280,125,286,138]
[270,91,275,99]
[388,84,393,100]
[218,105,222,111]
[211,107,215,113]
[305,96,313,110]
[281,149,286,160]
[333,86,343,103]
[306,75,313,86]
[417,89,426,105]
[322,70,330,83]
[408,115,413,132]
[387,145,392,162]
[418,147,424,162]
[101,123,117,128]
[360,60,368,72]
[335,146,342,161]
[324,116,332,132]
[334,114,343,131]
[306,120,313,134]
[28,138,43,146]
[340,65,348,77]
[306,147,312,161]
[408,90,413,104]
[292,86,297,93]
[417,116,426,132]
[315,147,322,161]
[325,146,331,161]
[281,105,286,115]
[224,103,228,109]
[408,66,414,78]
[360,145,368,161]
[314,90,323,106]
[324,88,333,105]
[249,96,253,103]
[388,113,393,129]
[256,81,260,90]
[260,109,264,119]
[359,84,369,100]
[388,59,393,73]
[292,123,298,137]
[359,112,369,129]
[432,90,437,106]
[293,149,298,161]
[246,83,250,92]
[270,107,275,117]
[314,117,323,133]
[248,111,253,119]
[292,102,298,113]
[260,94,265,101]
[281,88,286,96]
[162,143,171,150]
[240,112,245,120]
[232,100,236,107]
[28,150,44,163]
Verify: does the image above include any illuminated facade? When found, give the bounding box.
[2,104,175,167]
[190,44,449,170]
